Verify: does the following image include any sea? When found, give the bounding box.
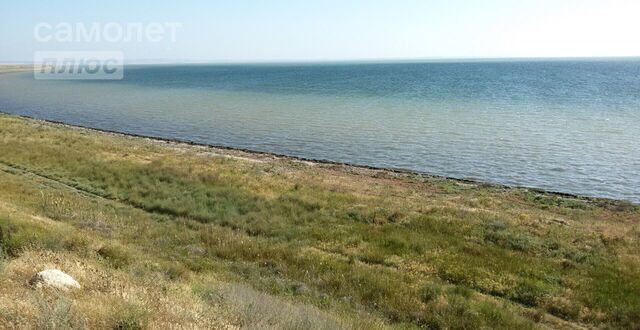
[1,59,639,202]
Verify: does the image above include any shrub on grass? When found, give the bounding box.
[0,226,8,267]
[448,285,474,299]
[0,246,6,274]
[196,283,345,329]
[484,226,536,253]
[437,264,481,288]
[357,250,388,266]
[97,245,131,269]
[419,291,536,330]
[111,304,148,330]
[509,279,548,307]
[35,295,86,330]
[162,262,190,281]
[420,282,442,303]
[0,218,74,255]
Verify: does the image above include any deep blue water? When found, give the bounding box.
[1,60,639,202]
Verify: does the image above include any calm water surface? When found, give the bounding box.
[0,61,639,202]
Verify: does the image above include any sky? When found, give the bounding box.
[2,0,640,63]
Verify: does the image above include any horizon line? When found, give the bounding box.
[2,55,640,66]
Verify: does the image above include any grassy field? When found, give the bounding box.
[0,113,638,329]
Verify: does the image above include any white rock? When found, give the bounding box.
[30,269,81,291]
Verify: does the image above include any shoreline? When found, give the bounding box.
[0,65,33,74]
[1,109,639,329]
[1,111,634,206]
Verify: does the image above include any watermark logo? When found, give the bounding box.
[34,22,181,43]
[34,51,123,80]
[33,22,181,80]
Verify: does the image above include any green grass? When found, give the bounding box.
[0,113,639,329]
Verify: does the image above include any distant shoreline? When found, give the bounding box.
[0,65,33,74]
[1,111,634,207]
[3,56,640,67]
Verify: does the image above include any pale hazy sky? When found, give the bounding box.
[2,0,640,63]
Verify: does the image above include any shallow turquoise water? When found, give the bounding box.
[0,61,639,202]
